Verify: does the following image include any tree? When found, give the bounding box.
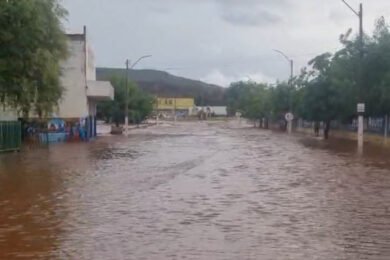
[97,77,155,125]
[225,81,251,116]
[300,54,332,138]
[269,82,291,121]
[225,16,390,139]
[225,81,272,125]
[362,17,390,117]
[0,0,68,118]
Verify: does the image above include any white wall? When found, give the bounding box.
[210,106,227,116]
[86,44,96,81]
[0,107,18,121]
[56,36,89,118]
[188,106,227,116]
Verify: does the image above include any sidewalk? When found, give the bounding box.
[294,126,390,147]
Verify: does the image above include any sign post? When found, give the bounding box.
[236,112,242,125]
[357,103,365,149]
[285,112,294,135]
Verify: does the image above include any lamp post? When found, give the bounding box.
[340,1,364,150]
[124,55,152,136]
[274,49,294,134]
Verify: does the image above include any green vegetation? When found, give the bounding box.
[226,17,390,139]
[97,77,155,125]
[225,81,271,121]
[96,68,226,106]
[0,0,68,119]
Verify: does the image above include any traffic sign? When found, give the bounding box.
[285,112,294,122]
[357,103,365,113]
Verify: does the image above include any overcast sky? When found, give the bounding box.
[61,0,390,86]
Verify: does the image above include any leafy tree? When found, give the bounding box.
[225,81,251,116]
[363,17,390,116]
[269,82,291,121]
[300,53,341,138]
[225,81,272,125]
[97,77,155,125]
[0,0,68,118]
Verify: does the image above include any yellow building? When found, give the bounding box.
[156,97,195,111]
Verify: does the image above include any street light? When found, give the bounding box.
[125,55,152,136]
[340,1,364,150]
[273,49,294,134]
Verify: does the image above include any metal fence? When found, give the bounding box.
[296,116,390,137]
[0,121,21,152]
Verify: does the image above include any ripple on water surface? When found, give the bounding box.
[0,122,390,259]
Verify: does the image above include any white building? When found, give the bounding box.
[0,26,114,138]
[56,26,114,119]
[188,106,228,117]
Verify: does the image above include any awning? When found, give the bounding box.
[87,80,114,101]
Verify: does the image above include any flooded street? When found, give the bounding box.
[1,121,390,259]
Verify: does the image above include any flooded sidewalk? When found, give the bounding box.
[0,121,390,259]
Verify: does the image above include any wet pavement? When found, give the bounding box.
[1,121,390,259]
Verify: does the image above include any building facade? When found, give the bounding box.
[0,26,114,140]
[156,98,195,111]
[56,26,114,119]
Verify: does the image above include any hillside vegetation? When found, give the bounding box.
[96,68,226,106]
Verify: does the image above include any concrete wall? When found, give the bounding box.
[206,106,227,116]
[55,36,89,118]
[87,81,115,100]
[188,106,227,116]
[86,43,96,117]
[88,99,97,116]
[86,44,96,81]
[0,107,18,121]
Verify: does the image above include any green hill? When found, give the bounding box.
[96,68,226,106]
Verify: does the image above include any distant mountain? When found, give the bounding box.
[96,68,226,106]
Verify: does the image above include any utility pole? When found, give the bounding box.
[125,59,130,136]
[341,1,364,150]
[123,55,152,136]
[290,59,294,111]
[358,3,364,151]
[274,49,294,134]
[174,97,177,124]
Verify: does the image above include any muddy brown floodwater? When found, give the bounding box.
[1,121,390,260]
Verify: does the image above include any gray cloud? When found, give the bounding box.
[214,0,286,6]
[61,0,390,86]
[216,0,285,27]
[221,8,281,27]
[328,9,349,25]
[145,2,171,14]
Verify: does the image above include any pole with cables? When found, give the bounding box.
[274,49,294,134]
[124,55,152,136]
[125,59,129,136]
[341,1,364,150]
